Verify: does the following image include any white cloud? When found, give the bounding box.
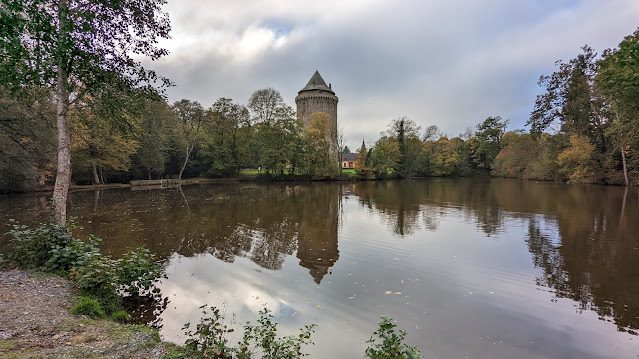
[147,0,639,145]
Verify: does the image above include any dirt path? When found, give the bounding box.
[0,270,173,358]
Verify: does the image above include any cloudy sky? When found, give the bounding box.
[147,0,639,146]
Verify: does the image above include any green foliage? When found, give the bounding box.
[301,113,335,176]
[425,137,469,176]
[47,235,102,274]
[133,100,175,179]
[71,296,105,318]
[597,28,639,177]
[557,134,601,183]
[469,116,508,171]
[0,87,56,192]
[391,117,422,178]
[365,317,422,359]
[182,305,316,359]
[70,104,140,184]
[7,221,73,271]
[371,136,400,177]
[111,310,131,323]
[492,132,560,180]
[70,251,122,312]
[183,305,236,358]
[0,0,171,96]
[201,98,250,177]
[116,247,164,297]
[7,221,164,316]
[243,308,316,359]
[70,246,164,313]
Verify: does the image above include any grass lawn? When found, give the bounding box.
[239,168,260,176]
[340,168,358,176]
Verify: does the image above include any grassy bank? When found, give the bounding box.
[0,270,178,358]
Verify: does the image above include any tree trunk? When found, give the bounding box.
[52,0,71,226]
[92,163,101,185]
[52,70,70,222]
[178,142,192,181]
[148,167,152,180]
[621,145,629,186]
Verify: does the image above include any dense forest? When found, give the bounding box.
[1,26,638,195]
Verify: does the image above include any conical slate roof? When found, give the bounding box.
[299,70,335,94]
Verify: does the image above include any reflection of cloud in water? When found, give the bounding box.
[158,253,296,343]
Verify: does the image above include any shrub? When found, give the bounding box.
[6,220,102,274]
[557,134,601,184]
[183,305,236,358]
[244,307,316,359]
[115,247,164,297]
[365,317,422,359]
[6,220,165,316]
[71,296,105,318]
[48,235,101,273]
[7,220,72,271]
[70,251,122,313]
[182,305,316,359]
[111,310,131,322]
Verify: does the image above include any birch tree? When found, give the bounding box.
[0,0,171,224]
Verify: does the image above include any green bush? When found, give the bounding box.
[7,221,165,316]
[183,305,236,358]
[70,251,122,313]
[365,317,422,359]
[182,305,316,359]
[243,307,316,359]
[71,296,105,318]
[7,220,73,271]
[116,247,164,297]
[111,310,131,322]
[48,235,102,273]
[6,220,101,274]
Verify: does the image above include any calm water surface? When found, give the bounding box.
[1,179,638,358]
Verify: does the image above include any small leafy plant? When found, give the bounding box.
[116,247,164,297]
[181,305,316,359]
[7,220,73,271]
[111,310,131,322]
[365,317,422,359]
[71,296,105,318]
[70,251,122,312]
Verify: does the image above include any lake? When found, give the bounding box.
[1,178,638,358]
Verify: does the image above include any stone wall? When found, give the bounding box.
[295,90,339,164]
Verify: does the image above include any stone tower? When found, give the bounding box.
[295,70,339,164]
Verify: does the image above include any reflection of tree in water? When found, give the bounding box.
[421,206,440,231]
[58,183,341,284]
[250,219,299,270]
[4,179,638,334]
[352,179,503,236]
[352,181,422,236]
[351,179,639,333]
[525,187,639,333]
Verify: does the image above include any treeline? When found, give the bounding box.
[362,28,639,185]
[494,29,639,185]
[1,28,638,193]
[356,115,507,179]
[0,87,338,192]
